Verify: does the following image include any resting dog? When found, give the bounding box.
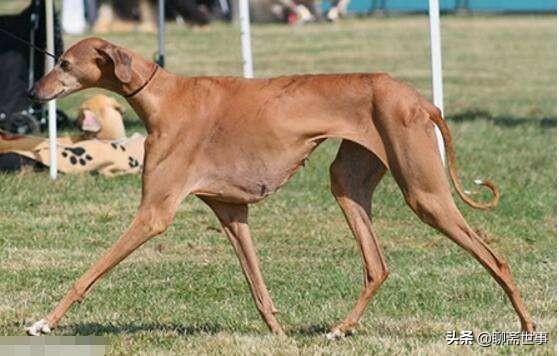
[25,37,535,337]
[75,94,127,141]
[0,131,145,177]
[0,94,144,176]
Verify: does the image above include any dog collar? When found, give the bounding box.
[125,64,159,98]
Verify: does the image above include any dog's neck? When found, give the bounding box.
[117,55,158,98]
[123,58,173,133]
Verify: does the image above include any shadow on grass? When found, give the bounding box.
[290,324,330,336]
[62,322,333,337]
[65,322,225,336]
[447,110,556,128]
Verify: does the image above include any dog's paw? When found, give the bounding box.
[326,329,345,340]
[26,319,50,336]
[326,327,356,340]
[522,320,537,333]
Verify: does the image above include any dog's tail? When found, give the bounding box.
[427,110,500,210]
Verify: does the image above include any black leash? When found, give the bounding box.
[0,27,57,60]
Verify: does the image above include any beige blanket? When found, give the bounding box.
[0,131,145,177]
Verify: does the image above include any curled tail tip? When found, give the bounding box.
[428,111,500,210]
[472,178,500,210]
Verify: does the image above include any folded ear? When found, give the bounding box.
[79,110,102,133]
[97,45,132,83]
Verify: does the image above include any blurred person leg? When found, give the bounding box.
[92,2,114,33]
[138,0,157,32]
[169,0,210,27]
[62,0,87,34]
[327,0,350,21]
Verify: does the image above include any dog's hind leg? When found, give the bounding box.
[383,112,535,332]
[327,140,389,339]
[202,198,284,335]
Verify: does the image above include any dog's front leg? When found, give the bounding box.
[26,137,191,335]
[202,198,284,335]
[26,202,176,335]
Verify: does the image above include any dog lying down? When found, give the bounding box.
[0,94,145,176]
[74,94,127,141]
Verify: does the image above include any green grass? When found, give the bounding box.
[0,11,556,355]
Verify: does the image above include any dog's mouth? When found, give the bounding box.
[35,89,67,103]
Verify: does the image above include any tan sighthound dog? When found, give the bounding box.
[25,37,535,337]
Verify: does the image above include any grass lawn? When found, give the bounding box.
[0,8,556,355]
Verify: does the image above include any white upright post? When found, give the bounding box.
[157,0,165,67]
[428,0,446,164]
[239,0,254,78]
[46,0,57,179]
[556,4,558,337]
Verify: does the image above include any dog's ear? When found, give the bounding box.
[78,110,102,133]
[97,45,132,84]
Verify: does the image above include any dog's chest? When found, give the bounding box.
[193,139,321,204]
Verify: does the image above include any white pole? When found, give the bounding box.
[428,0,446,164]
[239,0,253,78]
[555,2,558,339]
[157,0,165,67]
[46,0,57,179]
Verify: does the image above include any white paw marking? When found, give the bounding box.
[474,179,483,185]
[326,329,345,340]
[26,319,50,336]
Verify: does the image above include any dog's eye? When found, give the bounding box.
[60,60,71,71]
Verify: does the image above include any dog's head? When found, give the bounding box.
[28,38,134,102]
[76,94,126,141]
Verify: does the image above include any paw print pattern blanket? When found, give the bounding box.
[0,131,145,177]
